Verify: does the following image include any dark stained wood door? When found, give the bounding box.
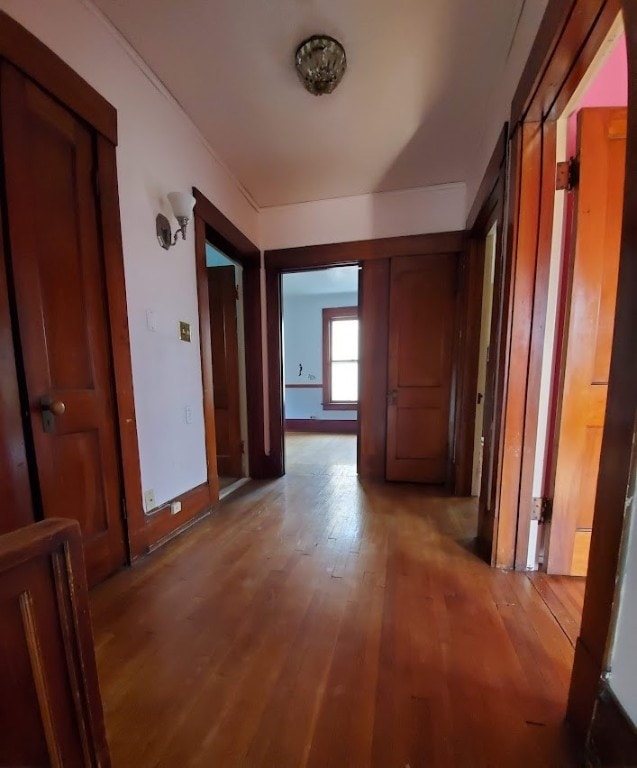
[547,108,627,576]
[209,265,243,478]
[386,254,457,483]
[1,63,126,586]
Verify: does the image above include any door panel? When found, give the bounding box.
[1,63,126,585]
[386,254,457,483]
[209,265,243,478]
[547,107,626,576]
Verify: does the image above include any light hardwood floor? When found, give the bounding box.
[90,448,579,767]
[284,431,357,476]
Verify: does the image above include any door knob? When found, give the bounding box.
[41,397,66,416]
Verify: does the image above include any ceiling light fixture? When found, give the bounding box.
[295,35,347,96]
[156,191,196,250]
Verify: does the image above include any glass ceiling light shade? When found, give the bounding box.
[295,35,347,96]
[156,191,196,250]
[168,191,196,219]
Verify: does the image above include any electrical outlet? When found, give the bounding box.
[171,501,182,515]
[143,489,156,512]
[184,405,193,424]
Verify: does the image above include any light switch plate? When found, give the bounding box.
[179,321,191,342]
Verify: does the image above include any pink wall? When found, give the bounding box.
[567,35,628,154]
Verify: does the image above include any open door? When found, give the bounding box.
[386,254,457,483]
[209,265,243,479]
[546,107,626,576]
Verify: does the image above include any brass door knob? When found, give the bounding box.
[41,397,66,416]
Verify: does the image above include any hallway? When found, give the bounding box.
[90,473,578,767]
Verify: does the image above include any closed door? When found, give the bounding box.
[209,264,243,478]
[386,254,457,483]
[547,107,627,576]
[1,63,126,586]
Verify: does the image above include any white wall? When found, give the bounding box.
[607,447,637,727]
[282,291,358,421]
[261,183,466,251]
[0,0,260,508]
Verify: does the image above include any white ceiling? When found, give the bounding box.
[283,266,359,296]
[94,0,529,208]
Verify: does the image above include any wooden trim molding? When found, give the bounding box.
[285,383,322,389]
[193,188,260,267]
[510,0,621,125]
[358,259,390,480]
[143,482,212,550]
[265,231,465,271]
[96,136,145,561]
[194,212,219,506]
[0,11,117,144]
[192,187,274,482]
[587,683,637,766]
[285,419,358,434]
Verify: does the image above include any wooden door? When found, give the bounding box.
[209,265,243,478]
[386,254,457,483]
[1,63,126,586]
[547,107,627,576]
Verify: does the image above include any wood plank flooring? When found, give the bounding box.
[90,455,579,766]
[284,431,357,476]
[526,571,586,648]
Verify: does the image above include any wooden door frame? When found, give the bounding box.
[192,189,275,485]
[467,125,510,559]
[479,0,634,739]
[0,12,145,560]
[486,0,623,570]
[263,231,471,486]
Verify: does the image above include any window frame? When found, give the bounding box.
[322,306,359,411]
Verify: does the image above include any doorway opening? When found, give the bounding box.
[281,266,359,477]
[206,242,249,497]
[526,15,627,634]
[472,222,497,498]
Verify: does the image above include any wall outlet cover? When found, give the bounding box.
[143,489,156,512]
[170,501,182,515]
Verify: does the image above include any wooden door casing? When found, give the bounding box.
[1,63,126,585]
[0,519,111,767]
[208,265,243,478]
[386,253,458,483]
[547,107,627,576]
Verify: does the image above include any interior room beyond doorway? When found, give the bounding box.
[282,266,360,473]
[206,242,249,496]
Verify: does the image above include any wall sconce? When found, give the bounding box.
[156,191,196,250]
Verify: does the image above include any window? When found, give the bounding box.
[322,307,359,410]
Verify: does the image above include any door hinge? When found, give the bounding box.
[531,496,553,523]
[235,284,240,301]
[240,440,245,454]
[555,157,579,191]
